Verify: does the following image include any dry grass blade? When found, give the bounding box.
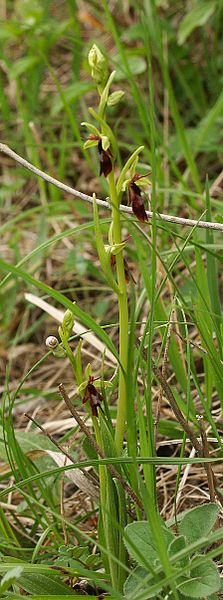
[24,292,116,364]
[25,412,99,498]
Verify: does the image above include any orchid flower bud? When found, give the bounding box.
[61,309,74,340]
[88,44,108,88]
[107,90,125,106]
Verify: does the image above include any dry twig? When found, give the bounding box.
[1,142,223,232]
[58,383,143,511]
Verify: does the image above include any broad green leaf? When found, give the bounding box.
[168,536,188,568]
[178,1,216,45]
[124,565,151,599]
[178,558,221,597]
[168,122,222,160]
[124,520,174,569]
[179,503,219,544]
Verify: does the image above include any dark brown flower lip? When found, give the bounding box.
[128,181,148,224]
[98,139,112,177]
[82,376,103,417]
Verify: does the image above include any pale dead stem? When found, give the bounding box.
[24,412,99,499]
[1,142,223,231]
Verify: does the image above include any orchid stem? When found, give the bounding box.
[108,171,128,454]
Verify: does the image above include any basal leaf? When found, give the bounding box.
[124,565,151,598]
[179,503,219,544]
[178,558,220,597]
[124,520,174,569]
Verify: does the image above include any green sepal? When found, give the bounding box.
[83,139,98,149]
[105,241,127,256]
[78,378,112,395]
[77,379,88,394]
[116,146,144,195]
[93,193,121,295]
[89,107,118,158]
[81,121,100,137]
[136,176,152,188]
[85,362,92,380]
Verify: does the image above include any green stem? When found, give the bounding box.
[93,417,114,583]
[108,171,128,454]
[92,418,106,511]
[58,329,79,383]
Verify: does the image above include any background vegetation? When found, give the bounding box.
[0,0,223,598]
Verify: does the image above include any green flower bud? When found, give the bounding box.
[88,44,108,87]
[107,90,125,107]
[61,309,74,339]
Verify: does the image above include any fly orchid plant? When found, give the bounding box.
[83,43,151,455]
[46,44,152,593]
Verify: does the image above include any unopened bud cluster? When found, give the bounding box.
[88,44,108,88]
